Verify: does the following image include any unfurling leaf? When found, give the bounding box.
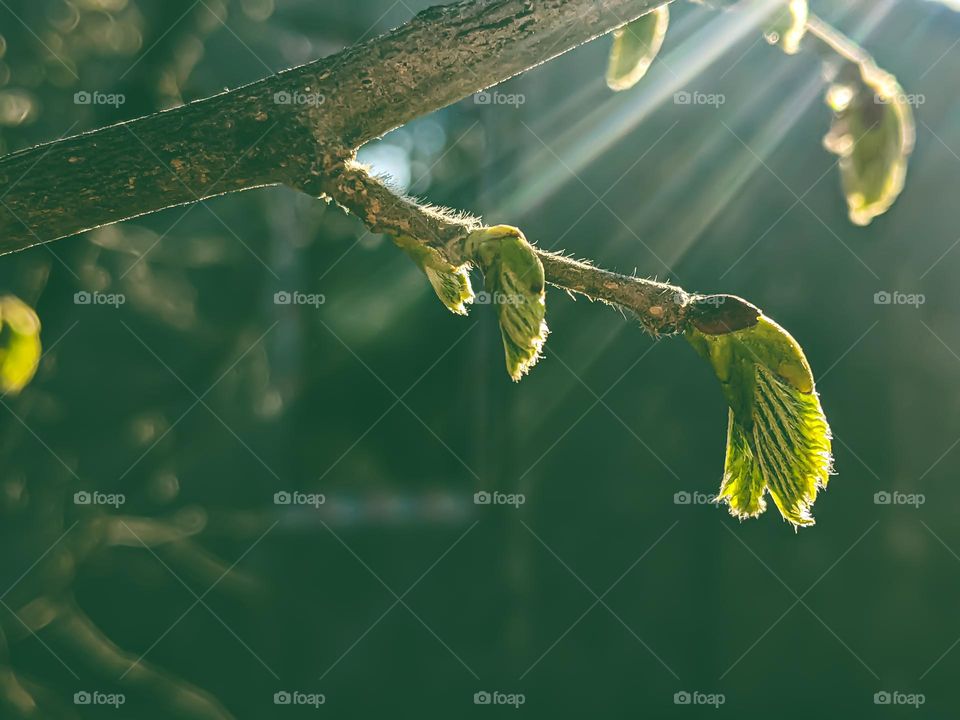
[685,296,833,528]
[823,59,915,226]
[0,296,41,395]
[764,0,808,55]
[466,225,548,381]
[394,235,474,315]
[606,6,669,91]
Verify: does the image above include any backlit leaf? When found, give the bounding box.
[394,235,474,315]
[686,297,833,528]
[466,226,548,381]
[606,6,669,91]
[823,59,915,226]
[0,295,41,395]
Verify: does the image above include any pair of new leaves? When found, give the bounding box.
[608,0,915,226]
[399,1,923,528]
[401,222,832,528]
[395,228,547,382]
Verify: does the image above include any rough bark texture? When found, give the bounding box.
[0,87,309,255]
[0,0,704,336]
[0,0,663,254]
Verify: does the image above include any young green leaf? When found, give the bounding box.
[764,0,808,55]
[606,6,669,91]
[394,235,474,315]
[823,59,915,226]
[0,295,41,395]
[466,225,548,381]
[685,296,833,528]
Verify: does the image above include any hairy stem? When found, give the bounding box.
[537,251,690,334]
[313,161,694,336]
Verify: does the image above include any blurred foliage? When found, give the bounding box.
[823,54,916,226]
[606,5,670,92]
[0,296,41,395]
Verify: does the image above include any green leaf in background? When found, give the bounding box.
[394,234,475,315]
[466,225,548,381]
[764,0,808,55]
[685,296,833,528]
[606,6,670,91]
[0,295,41,395]
[823,59,916,226]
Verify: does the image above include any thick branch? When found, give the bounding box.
[0,0,665,255]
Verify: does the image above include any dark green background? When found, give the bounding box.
[0,0,957,717]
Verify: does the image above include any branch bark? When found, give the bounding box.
[0,0,707,336]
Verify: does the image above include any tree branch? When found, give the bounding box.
[0,0,710,335]
[0,0,665,255]
[295,156,702,335]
